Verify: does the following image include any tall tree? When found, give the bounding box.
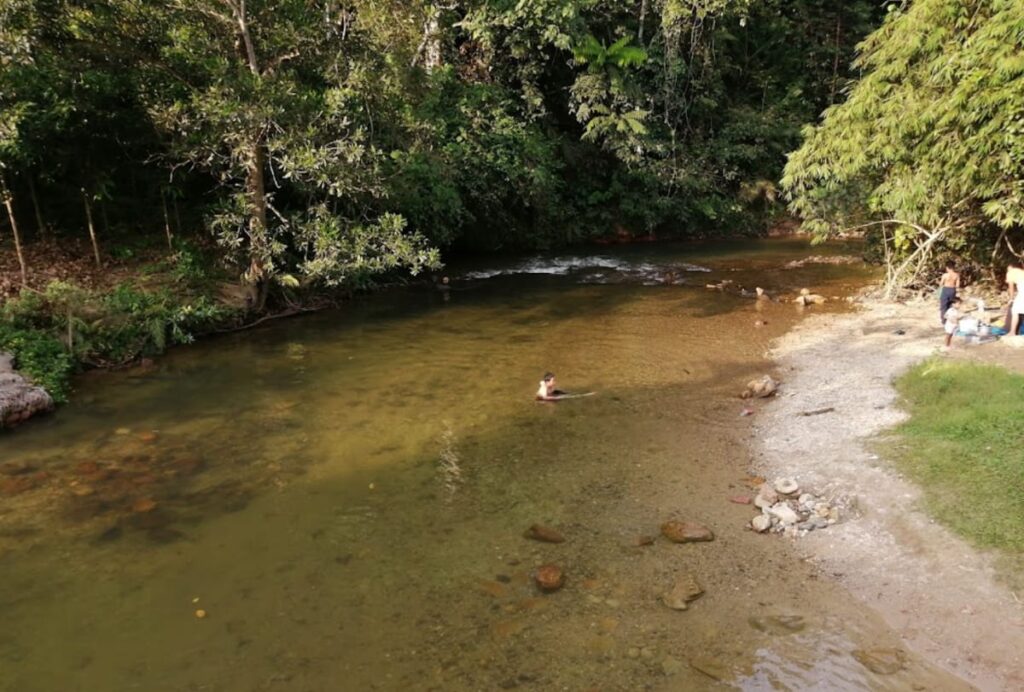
[783,0,1024,294]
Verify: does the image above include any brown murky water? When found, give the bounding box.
[0,239,970,690]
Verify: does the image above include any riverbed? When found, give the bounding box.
[0,239,971,690]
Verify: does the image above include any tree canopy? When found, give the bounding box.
[783,0,1024,293]
[0,0,882,299]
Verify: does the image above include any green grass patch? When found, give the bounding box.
[888,359,1024,555]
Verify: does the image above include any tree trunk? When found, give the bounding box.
[830,13,842,105]
[161,190,174,251]
[639,0,648,44]
[1,184,28,288]
[81,188,102,268]
[172,195,182,236]
[27,176,46,240]
[246,141,270,310]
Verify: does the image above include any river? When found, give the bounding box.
[0,239,970,690]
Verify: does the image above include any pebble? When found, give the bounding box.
[852,648,907,675]
[661,521,714,543]
[523,524,565,543]
[768,503,800,525]
[194,609,207,619]
[774,478,799,495]
[534,564,564,592]
[754,486,778,509]
[662,573,704,611]
[751,515,771,532]
[661,656,683,676]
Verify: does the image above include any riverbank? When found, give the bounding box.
[753,296,1024,690]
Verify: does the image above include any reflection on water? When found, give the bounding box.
[0,240,968,691]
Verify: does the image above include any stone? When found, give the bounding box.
[754,485,778,509]
[661,657,684,676]
[751,515,771,533]
[131,497,158,513]
[729,495,752,505]
[523,524,565,543]
[742,375,779,399]
[797,493,815,505]
[768,503,800,525]
[774,478,799,495]
[0,461,33,476]
[808,516,829,530]
[661,521,714,543]
[749,615,807,634]
[534,564,564,592]
[690,657,731,681]
[662,573,704,610]
[636,535,656,547]
[852,648,907,675]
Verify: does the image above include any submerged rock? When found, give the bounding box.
[749,614,806,634]
[534,564,564,592]
[662,573,704,610]
[523,524,565,543]
[852,648,907,675]
[661,521,714,543]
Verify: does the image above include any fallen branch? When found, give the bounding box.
[798,407,835,417]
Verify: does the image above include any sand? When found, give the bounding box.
[753,296,1024,690]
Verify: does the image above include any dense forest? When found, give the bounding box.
[1,0,1021,398]
[1,1,881,285]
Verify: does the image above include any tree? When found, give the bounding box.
[129,0,438,306]
[782,0,1024,295]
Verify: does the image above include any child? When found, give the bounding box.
[943,296,961,348]
[536,372,566,401]
[939,260,960,327]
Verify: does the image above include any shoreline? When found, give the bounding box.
[752,296,1024,690]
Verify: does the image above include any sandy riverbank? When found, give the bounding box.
[752,296,1024,690]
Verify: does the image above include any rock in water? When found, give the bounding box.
[751,515,771,532]
[662,573,704,610]
[741,375,779,399]
[852,648,907,675]
[534,564,564,592]
[523,524,565,543]
[774,478,799,495]
[661,521,714,543]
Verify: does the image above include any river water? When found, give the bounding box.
[0,239,970,691]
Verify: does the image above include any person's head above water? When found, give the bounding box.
[543,372,555,383]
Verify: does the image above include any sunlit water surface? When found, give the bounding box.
[0,240,970,690]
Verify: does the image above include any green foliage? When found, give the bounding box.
[889,360,1024,556]
[0,320,74,402]
[783,0,1024,287]
[1,0,883,279]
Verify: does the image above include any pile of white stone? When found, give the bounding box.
[749,477,841,537]
[0,352,53,428]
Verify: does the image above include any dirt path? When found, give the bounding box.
[752,297,1024,691]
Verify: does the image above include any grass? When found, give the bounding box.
[887,359,1024,560]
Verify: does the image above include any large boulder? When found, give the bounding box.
[0,352,55,428]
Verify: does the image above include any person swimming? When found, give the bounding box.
[536,372,566,401]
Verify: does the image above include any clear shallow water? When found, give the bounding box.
[0,239,969,690]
